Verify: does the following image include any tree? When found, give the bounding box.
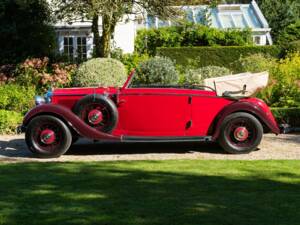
[52,0,188,58]
[277,20,300,46]
[258,0,299,42]
[0,0,56,64]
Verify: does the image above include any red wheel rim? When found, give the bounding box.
[40,129,56,144]
[32,121,62,152]
[80,103,111,130]
[233,127,249,142]
[225,118,257,147]
[88,109,103,125]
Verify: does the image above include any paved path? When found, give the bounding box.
[0,134,299,162]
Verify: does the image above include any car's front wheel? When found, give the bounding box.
[218,112,263,154]
[25,115,72,158]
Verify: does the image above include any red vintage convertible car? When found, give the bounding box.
[21,71,280,157]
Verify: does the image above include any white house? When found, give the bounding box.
[54,0,272,60]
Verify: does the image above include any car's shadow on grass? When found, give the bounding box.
[0,137,225,159]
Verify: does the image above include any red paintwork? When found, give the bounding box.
[23,72,280,141]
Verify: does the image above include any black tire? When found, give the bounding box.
[73,94,118,133]
[25,115,72,158]
[218,112,263,154]
[71,136,79,145]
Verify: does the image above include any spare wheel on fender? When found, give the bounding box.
[73,94,118,133]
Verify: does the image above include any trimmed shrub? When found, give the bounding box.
[157,46,281,72]
[133,57,179,85]
[73,58,127,87]
[271,108,300,127]
[0,110,23,134]
[184,66,231,85]
[0,84,35,113]
[135,23,253,55]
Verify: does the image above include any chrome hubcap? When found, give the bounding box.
[234,127,249,142]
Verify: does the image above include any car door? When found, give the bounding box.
[117,88,191,136]
[186,90,233,136]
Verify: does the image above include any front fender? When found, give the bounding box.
[23,104,120,141]
[211,101,280,141]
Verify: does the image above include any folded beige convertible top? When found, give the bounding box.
[204,71,269,97]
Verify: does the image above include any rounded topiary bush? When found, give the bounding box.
[185,66,231,85]
[134,56,179,85]
[73,58,127,87]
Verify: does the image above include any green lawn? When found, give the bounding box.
[0,160,300,225]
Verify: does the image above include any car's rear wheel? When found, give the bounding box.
[25,115,72,158]
[73,94,118,133]
[218,112,263,154]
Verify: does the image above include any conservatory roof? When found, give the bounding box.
[146,0,270,31]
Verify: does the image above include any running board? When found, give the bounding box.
[122,136,212,143]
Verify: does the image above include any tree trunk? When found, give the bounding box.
[100,15,112,58]
[92,14,101,57]
[100,14,117,58]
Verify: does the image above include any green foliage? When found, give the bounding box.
[286,40,300,53]
[135,23,253,55]
[0,110,23,134]
[134,57,179,85]
[73,58,127,87]
[15,57,76,93]
[237,54,277,74]
[157,46,281,72]
[258,0,300,43]
[183,66,231,85]
[0,84,35,113]
[0,0,56,64]
[271,108,300,127]
[112,49,150,74]
[239,52,300,108]
[278,20,300,47]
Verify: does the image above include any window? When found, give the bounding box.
[63,36,87,61]
[77,37,87,60]
[147,15,156,28]
[185,9,194,22]
[220,14,235,28]
[254,36,261,45]
[232,14,248,28]
[63,37,74,60]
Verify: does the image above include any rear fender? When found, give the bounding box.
[211,101,280,141]
[23,104,120,141]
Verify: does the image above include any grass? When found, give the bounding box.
[0,160,300,225]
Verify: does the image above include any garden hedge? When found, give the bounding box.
[157,46,281,72]
[271,108,300,127]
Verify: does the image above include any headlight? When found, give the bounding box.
[35,96,46,106]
